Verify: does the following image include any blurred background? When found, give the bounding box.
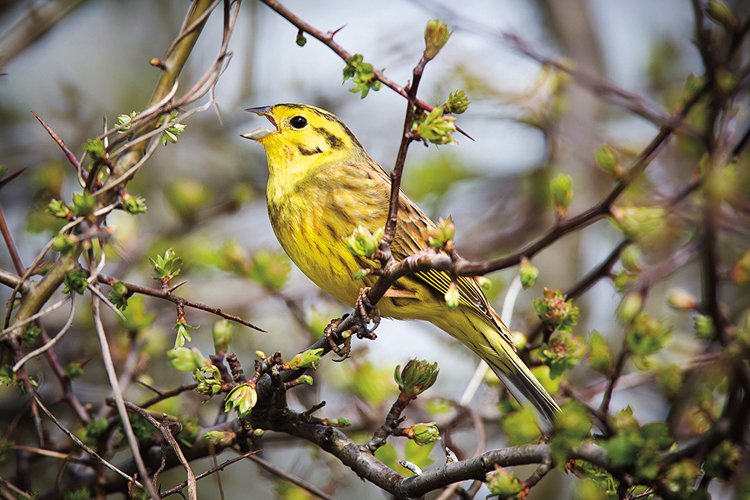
[0,0,740,498]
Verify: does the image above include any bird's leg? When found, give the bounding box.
[323,317,351,361]
[353,287,379,340]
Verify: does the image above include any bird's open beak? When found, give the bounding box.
[241,106,277,141]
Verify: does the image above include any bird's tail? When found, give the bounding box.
[441,312,561,430]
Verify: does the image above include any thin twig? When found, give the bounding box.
[248,454,335,500]
[158,450,260,498]
[12,295,76,372]
[121,401,197,500]
[33,396,142,489]
[97,274,265,332]
[91,284,159,498]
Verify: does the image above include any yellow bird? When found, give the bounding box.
[243,103,560,426]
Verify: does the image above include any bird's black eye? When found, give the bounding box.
[290,116,307,129]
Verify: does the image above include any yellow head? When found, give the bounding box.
[242,104,369,175]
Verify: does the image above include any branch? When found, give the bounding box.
[120,402,197,500]
[96,274,265,332]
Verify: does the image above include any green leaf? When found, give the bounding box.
[501,406,541,445]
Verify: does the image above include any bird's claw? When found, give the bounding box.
[324,317,351,361]
[354,287,379,340]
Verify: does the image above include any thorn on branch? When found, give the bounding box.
[150,57,167,70]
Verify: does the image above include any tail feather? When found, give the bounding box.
[466,314,560,431]
[434,310,561,430]
[488,357,561,432]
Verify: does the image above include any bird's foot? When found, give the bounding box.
[324,317,352,361]
[353,287,379,340]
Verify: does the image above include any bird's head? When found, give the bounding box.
[242,104,368,171]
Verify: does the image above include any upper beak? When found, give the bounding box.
[241,106,277,141]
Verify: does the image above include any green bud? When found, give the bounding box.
[444,282,460,310]
[550,173,573,218]
[625,313,672,358]
[445,90,470,114]
[664,460,700,496]
[86,418,109,440]
[550,402,592,463]
[594,144,621,176]
[620,244,643,273]
[342,54,382,99]
[167,347,204,372]
[203,430,236,447]
[194,365,222,396]
[345,225,383,257]
[71,192,96,216]
[150,248,183,282]
[510,331,527,351]
[617,291,643,325]
[730,250,750,284]
[249,250,291,291]
[693,314,715,340]
[120,191,147,214]
[63,270,88,295]
[297,374,314,385]
[610,206,667,241]
[62,362,83,380]
[333,417,351,427]
[704,440,743,479]
[406,422,440,445]
[533,288,579,334]
[706,0,739,31]
[658,364,683,399]
[252,428,265,437]
[51,233,77,255]
[83,138,106,160]
[519,258,538,289]
[394,359,439,398]
[539,331,586,379]
[115,111,137,132]
[414,106,457,145]
[587,330,614,375]
[500,406,541,445]
[475,276,492,292]
[48,199,73,219]
[21,325,40,348]
[160,111,186,146]
[485,466,523,497]
[224,382,257,417]
[423,19,451,60]
[353,268,371,280]
[212,319,233,353]
[287,348,324,370]
[107,281,130,310]
[427,216,455,248]
[666,288,696,311]
[613,270,636,291]
[174,321,192,348]
[295,30,307,47]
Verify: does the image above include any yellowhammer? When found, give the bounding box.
[242,103,560,426]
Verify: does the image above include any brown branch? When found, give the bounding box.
[258,0,470,138]
[247,454,334,500]
[31,111,81,173]
[381,55,426,246]
[120,402,197,500]
[97,274,265,332]
[158,450,259,498]
[410,0,701,137]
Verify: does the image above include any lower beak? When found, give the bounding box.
[241,106,276,141]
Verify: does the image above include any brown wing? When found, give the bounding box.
[369,164,515,346]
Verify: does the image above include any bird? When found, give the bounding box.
[242,103,560,427]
